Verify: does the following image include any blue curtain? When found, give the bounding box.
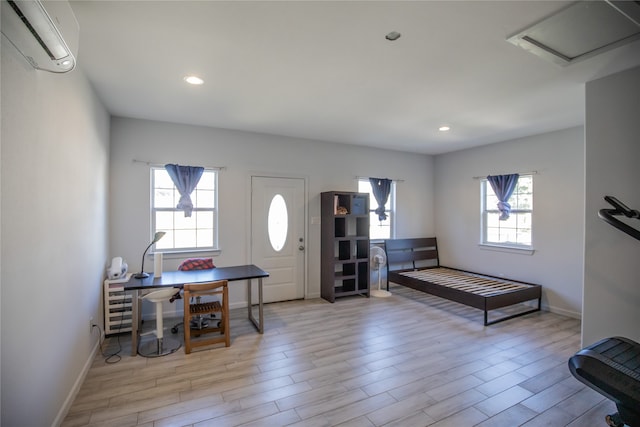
[165,164,204,217]
[369,177,392,221]
[487,174,519,220]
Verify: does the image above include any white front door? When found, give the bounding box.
[251,176,305,303]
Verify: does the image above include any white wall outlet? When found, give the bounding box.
[89,317,94,334]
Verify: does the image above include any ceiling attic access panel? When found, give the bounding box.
[507,0,640,66]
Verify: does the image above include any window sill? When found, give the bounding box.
[478,244,535,255]
[151,249,221,260]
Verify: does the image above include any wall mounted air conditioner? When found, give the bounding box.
[1,0,79,73]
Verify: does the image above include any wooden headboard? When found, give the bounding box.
[384,237,439,273]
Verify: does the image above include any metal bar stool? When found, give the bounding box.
[138,287,182,357]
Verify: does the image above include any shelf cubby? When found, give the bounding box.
[357,262,369,291]
[356,239,369,259]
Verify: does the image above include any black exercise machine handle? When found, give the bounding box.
[598,196,640,241]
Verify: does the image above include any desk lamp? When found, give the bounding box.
[134,231,165,279]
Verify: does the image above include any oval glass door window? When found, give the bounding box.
[268,194,288,251]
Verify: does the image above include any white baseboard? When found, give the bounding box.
[544,303,582,320]
[53,337,100,427]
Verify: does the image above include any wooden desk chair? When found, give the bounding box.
[183,280,230,354]
[171,258,215,334]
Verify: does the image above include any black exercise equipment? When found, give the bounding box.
[568,196,640,427]
[569,336,640,427]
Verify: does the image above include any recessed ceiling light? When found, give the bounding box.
[385,31,401,41]
[439,126,451,132]
[184,75,204,85]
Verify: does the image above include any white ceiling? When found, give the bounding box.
[68,1,640,155]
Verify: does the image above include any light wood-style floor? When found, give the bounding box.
[63,284,616,427]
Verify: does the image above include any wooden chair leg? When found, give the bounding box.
[223,295,230,347]
[184,314,192,354]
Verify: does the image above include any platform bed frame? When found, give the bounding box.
[385,238,542,325]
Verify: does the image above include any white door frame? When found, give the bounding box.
[247,172,309,299]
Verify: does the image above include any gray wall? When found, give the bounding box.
[434,127,585,318]
[109,117,435,314]
[583,66,640,345]
[1,41,110,425]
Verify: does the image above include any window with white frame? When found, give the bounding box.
[481,175,533,249]
[151,167,218,252]
[358,179,395,240]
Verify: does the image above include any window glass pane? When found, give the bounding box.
[486,212,500,227]
[268,194,288,252]
[197,171,216,190]
[513,193,532,210]
[511,196,523,210]
[370,226,390,240]
[502,228,517,243]
[195,189,215,208]
[196,211,213,226]
[501,215,517,228]
[154,188,175,208]
[486,194,499,208]
[517,213,531,228]
[154,169,175,188]
[174,212,196,230]
[174,229,197,248]
[486,228,500,242]
[517,176,533,191]
[358,181,372,193]
[517,230,532,245]
[155,230,174,250]
[369,212,391,240]
[196,229,214,247]
[155,211,174,230]
[514,177,532,209]
[368,211,391,227]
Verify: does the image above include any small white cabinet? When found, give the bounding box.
[103,275,133,335]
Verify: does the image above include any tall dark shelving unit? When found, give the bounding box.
[321,191,370,302]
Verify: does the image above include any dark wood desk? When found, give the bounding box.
[123,264,269,356]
